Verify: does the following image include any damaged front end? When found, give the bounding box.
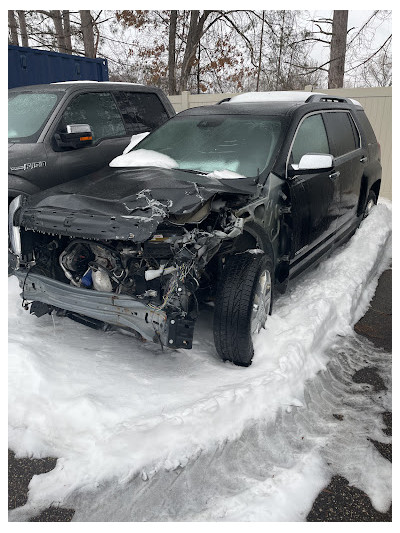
[9,175,251,349]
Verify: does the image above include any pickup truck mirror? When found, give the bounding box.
[55,124,93,150]
[290,153,334,174]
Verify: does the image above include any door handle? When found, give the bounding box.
[360,156,368,163]
[329,171,340,180]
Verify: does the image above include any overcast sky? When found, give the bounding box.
[309,10,392,64]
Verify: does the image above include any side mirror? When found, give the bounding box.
[55,124,93,150]
[290,153,334,174]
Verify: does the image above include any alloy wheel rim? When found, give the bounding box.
[251,269,272,335]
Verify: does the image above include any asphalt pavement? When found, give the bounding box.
[8,269,392,522]
[307,268,392,522]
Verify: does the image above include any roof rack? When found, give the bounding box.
[306,94,362,107]
[222,91,363,108]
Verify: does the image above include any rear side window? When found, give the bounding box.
[323,111,360,157]
[59,92,126,142]
[291,114,329,165]
[356,110,377,144]
[114,92,169,135]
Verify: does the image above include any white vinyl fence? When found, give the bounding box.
[168,87,392,200]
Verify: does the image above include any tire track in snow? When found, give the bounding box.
[62,334,391,521]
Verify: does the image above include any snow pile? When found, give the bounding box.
[207,169,246,180]
[122,132,150,154]
[8,202,391,520]
[109,148,177,169]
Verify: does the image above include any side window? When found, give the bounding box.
[291,114,330,165]
[114,92,169,135]
[58,92,126,143]
[356,110,377,144]
[323,112,360,157]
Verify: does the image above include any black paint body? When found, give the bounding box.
[14,98,382,291]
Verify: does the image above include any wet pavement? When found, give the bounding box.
[307,268,392,522]
[8,270,392,522]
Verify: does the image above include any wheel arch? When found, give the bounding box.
[357,175,381,216]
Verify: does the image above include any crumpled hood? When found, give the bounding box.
[18,166,255,241]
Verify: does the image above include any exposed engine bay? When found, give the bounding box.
[14,199,247,348]
[9,164,288,356]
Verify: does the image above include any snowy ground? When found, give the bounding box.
[8,202,392,521]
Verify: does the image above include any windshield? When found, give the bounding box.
[135,115,282,177]
[8,91,61,143]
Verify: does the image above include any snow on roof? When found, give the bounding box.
[50,81,142,85]
[227,91,363,108]
[227,91,326,104]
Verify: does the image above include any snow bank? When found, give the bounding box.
[109,149,177,169]
[8,203,391,520]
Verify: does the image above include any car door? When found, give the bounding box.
[287,112,340,265]
[323,111,365,234]
[43,91,130,189]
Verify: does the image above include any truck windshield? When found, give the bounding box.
[8,91,61,143]
[136,115,282,177]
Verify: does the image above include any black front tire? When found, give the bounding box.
[213,252,273,367]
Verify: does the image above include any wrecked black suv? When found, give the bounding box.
[9,91,381,366]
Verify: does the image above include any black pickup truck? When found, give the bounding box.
[8,81,175,203]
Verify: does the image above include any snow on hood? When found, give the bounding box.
[122,132,150,154]
[8,202,392,520]
[207,169,246,180]
[110,149,178,169]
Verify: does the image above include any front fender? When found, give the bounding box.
[8,174,41,199]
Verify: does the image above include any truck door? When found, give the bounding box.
[44,91,130,189]
[287,113,340,265]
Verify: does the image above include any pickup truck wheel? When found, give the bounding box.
[213,251,273,367]
[363,190,377,219]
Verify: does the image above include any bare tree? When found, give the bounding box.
[50,10,70,53]
[62,11,73,54]
[361,44,392,86]
[168,11,178,94]
[8,11,19,45]
[80,10,96,58]
[179,11,212,92]
[328,10,348,88]
[17,11,29,47]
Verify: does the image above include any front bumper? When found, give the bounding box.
[14,271,178,346]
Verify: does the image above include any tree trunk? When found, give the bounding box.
[256,10,265,91]
[17,11,28,47]
[8,11,19,45]
[168,10,178,95]
[62,10,73,54]
[179,10,210,92]
[276,11,286,90]
[80,10,96,58]
[328,10,348,88]
[50,10,68,53]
